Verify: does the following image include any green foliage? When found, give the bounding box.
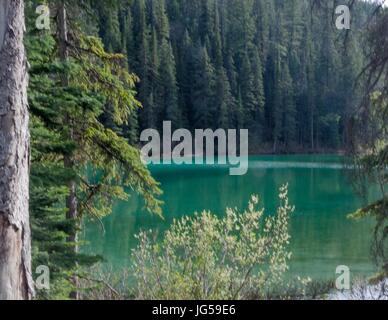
[131,185,309,300]
[350,92,388,282]
[28,0,162,216]
[23,0,381,300]
[350,4,387,280]
[94,0,370,152]
[26,0,162,299]
[30,115,102,300]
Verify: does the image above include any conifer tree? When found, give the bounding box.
[92,0,367,151]
[27,0,162,298]
[192,45,216,129]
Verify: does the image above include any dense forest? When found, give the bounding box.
[0,0,386,300]
[95,0,371,153]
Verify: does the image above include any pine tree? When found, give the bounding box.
[251,49,265,141]
[192,45,216,129]
[281,61,297,148]
[96,0,367,150]
[27,0,162,299]
[158,38,179,127]
[96,1,121,53]
[174,29,192,128]
[213,2,234,129]
[132,0,150,131]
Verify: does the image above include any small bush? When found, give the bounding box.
[131,184,299,300]
[79,265,131,300]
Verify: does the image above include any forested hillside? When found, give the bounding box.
[95,0,371,153]
[0,0,386,301]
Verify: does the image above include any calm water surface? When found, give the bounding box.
[82,155,378,281]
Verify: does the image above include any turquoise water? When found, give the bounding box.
[82,155,378,281]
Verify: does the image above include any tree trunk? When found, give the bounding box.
[310,110,314,151]
[0,0,34,300]
[58,0,77,240]
[57,1,79,299]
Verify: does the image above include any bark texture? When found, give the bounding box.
[58,2,78,240]
[58,1,79,299]
[0,0,34,300]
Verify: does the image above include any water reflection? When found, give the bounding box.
[82,155,377,280]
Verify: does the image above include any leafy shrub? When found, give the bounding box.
[79,265,131,300]
[131,185,298,300]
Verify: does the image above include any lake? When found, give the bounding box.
[82,155,378,282]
